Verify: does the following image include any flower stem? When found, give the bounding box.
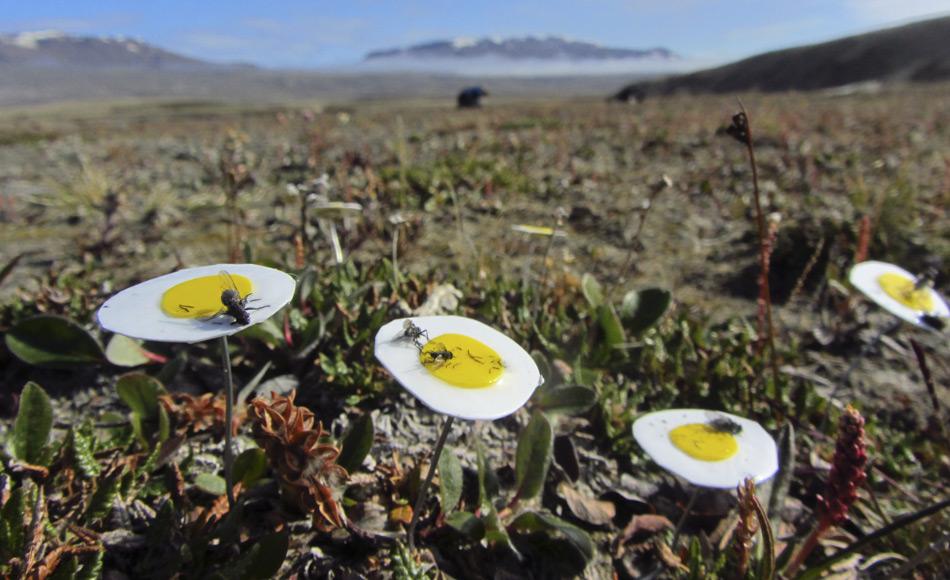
[391,223,402,293]
[407,415,455,551]
[785,518,829,577]
[220,334,236,509]
[671,487,700,550]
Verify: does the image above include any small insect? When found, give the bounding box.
[914,268,937,290]
[706,414,743,435]
[206,271,266,326]
[424,347,454,363]
[401,319,429,349]
[919,314,946,331]
[178,304,194,313]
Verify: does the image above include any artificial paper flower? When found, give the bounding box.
[374,315,542,420]
[632,409,778,489]
[98,263,295,343]
[849,260,948,330]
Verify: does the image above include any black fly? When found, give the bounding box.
[919,314,946,331]
[206,271,265,326]
[421,342,455,368]
[401,319,429,349]
[706,414,743,435]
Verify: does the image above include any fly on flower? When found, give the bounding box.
[374,316,542,420]
[400,319,430,349]
[206,270,267,326]
[705,412,743,435]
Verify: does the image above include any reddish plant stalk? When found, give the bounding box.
[728,105,780,403]
[854,214,872,264]
[786,405,867,576]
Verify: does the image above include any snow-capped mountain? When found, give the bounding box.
[366,35,674,61]
[362,35,682,75]
[0,31,225,70]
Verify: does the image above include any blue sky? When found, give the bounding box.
[2,1,949,68]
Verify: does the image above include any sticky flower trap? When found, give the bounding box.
[633,409,778,489]
[98,263,295,508]
[848,260,948,330]
[374,315,542,420]
[97,263,295,343]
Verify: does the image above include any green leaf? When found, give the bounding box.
[580,273,604,308]
[233,448,268,487]
[75,551,105,580]
[115,373,166,445]
[768,421,795,534]
[85,474,122,522]
[241,529,290,580]
[597,304,626,349]
[47,554,79,580]
[13,382,53,465]
[5,315,105,367]
[509,511,594,562]
[535,386,597,415]
[236,317,283,347]
[337,413,374,473]
[620,287,672,335]
[438,447,463,514]
[475,442,498,511]
[514,411,553,501]
[69,428,101,478]
[195,473,227,496]
[446,511,485,540]
[104,334,152,367]
[0,486,26,558]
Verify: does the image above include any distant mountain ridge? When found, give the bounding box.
[365,36,675,62]
[615,15,950,98]
[0,30,240,70]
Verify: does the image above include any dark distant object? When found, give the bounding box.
[612,86,646,103]
[613,15,950,98]
[458,86,488,108]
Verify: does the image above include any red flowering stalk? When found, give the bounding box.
[786,405,867,576]
[854,215,872,264]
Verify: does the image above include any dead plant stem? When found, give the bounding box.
[737,102,781,408]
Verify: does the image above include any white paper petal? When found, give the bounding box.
[849,261,948,329]
[97,263,295,344]
[633,409,779,489]
[374,316,542,420]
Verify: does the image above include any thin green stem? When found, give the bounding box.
[671,487,700,550]
[534,227,559,318]
[220,335,236,509]
[407,415,455,551]
[392,224,402,293]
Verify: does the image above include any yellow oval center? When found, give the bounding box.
[669,423,738,461]
[878,273,934,311]
[419,333,504,388]
[160,273,253,318]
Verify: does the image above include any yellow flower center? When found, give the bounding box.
[419,333,504,388]
[160,273,253,318]
[878,273,934,311]
[669,423,739,461]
